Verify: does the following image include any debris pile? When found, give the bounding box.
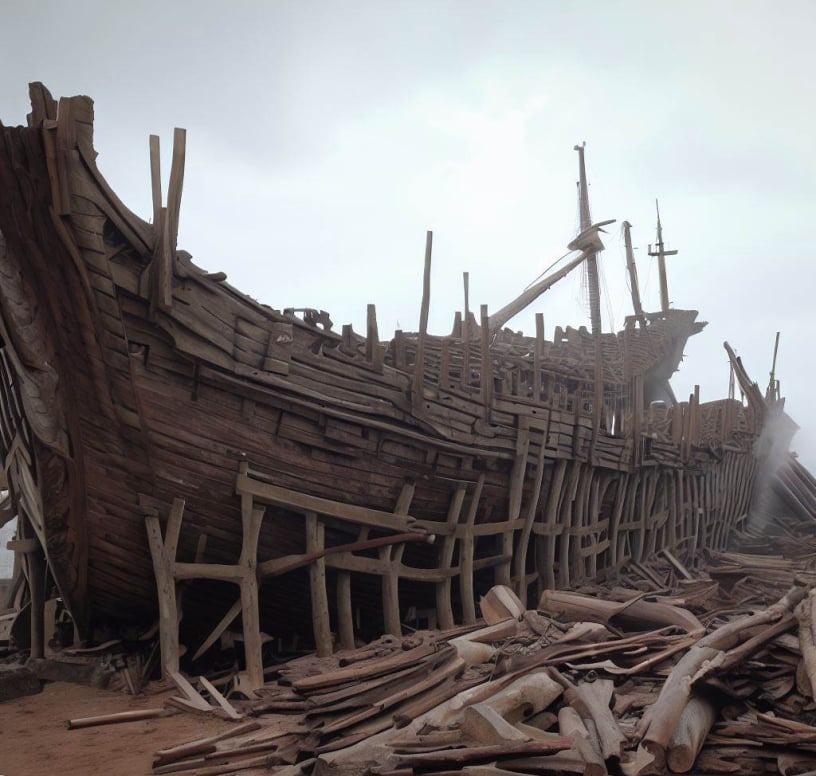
[122,515,816,776]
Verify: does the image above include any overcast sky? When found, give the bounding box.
[1,1,815,468]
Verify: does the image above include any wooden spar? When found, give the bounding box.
[622,221,645,321]
[575,142,602,335]
[413,231,433,401]
[766,330,781,401]
[648,199,678,314]
[166,127,186,254]
[366,304,382,371]
[480,305,493,406]
[462,271,470,390]
[487,250,586,333]
[149,134,162,227]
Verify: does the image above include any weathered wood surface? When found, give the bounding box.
[0,82,804,655]
[145,525,816,776]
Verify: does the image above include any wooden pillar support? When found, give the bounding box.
[144,497,186,678]
[460,473,485,624]
[514,425,548,604]
[435,485,467,630]
[306,512,332,657]
[381,483,416,637]
[336,572,354,651]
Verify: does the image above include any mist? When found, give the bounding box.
[1,1,815,467]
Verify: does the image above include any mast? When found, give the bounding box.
[622,221,645,321]
[766,331,781,402]
[648,200,678,313]
[575,143,602,334]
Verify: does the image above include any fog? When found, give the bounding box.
[2,1,815,467]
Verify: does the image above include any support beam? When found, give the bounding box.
[307,512,332,657]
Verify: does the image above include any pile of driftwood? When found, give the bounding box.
[67,515,816,776]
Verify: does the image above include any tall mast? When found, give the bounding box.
[622,221,645,321]
[648,199,677,314]
[575,143,602,335]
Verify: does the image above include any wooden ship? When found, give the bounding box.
[0,84,811,688]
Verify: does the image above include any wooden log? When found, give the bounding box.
[67,708,167,729]
[553,672,626,761]
[538,589,704,635]
[558,705,606,776]
[666,694,719,773]
[153,721,262,767]
[638,585,807,763]
[462,671,563,744]
[392,739,572,768]
[170,753,276,776]
[292,641,436,692]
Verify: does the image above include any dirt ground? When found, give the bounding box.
[0,681,243,776]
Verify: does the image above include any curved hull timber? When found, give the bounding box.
[0,84,771,652]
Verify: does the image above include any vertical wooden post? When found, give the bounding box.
[534,313,544,401]
[558,463,582,589]
[306,512,332,657]
[633,374,643,466]
[166,127,186,254]
[237,482,265,688]
[480,305,493,407]
[27,545,45,660]
[366,304,383,371]
[149,134,162,227]
[380,483,415,637]
[539,459,567,592]
[341,324,354,353]
[336,572,354,651]
[439,338,450,390]
[462,272,471,390]
[413,231,433,402]
[459,474,485,624]
[435,485,466,630]
[144,498,186,678]
[500,423,530,588]
[380,545,402,637]
[393,330,406,370]
[514,427,548,604]
[590,335,603,459]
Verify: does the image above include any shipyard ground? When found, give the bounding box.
[0,682,265,776]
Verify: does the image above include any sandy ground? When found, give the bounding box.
[0,681,240,776]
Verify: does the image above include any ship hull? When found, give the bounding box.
[0,85,764,651]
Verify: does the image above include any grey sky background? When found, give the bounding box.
[2,1,815,468]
